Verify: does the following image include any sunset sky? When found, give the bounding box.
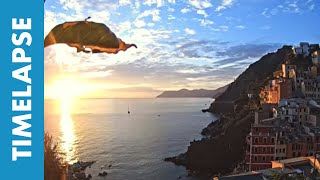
[44,0,320,98]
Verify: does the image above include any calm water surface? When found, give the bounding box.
[45,98,217,180]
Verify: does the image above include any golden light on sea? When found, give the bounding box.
[59,97,77,163]
[46,78,92,163]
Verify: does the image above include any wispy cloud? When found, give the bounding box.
[216,0,235,11]
[187,0,212,9]
[212,25,229,32]
[134,20,146,28]
[138,9,161,22]
[235,25,245,29]
[261,0,315,18]
[119,0,131,6]
[199,19,214,27]
[260,25,272,30]
[168,7,175,12]
[184,28,196,35]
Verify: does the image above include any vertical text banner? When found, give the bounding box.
[0,0,44,179]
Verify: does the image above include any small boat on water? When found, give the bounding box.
[128,105,130,114]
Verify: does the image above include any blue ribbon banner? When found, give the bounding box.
[0,0,44,179]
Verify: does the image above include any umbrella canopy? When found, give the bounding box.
[44,21,137,54]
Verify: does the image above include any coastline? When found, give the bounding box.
[164,110,253,178]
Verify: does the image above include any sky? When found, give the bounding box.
[44,0,320,98]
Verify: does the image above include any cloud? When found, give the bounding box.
[261,8,270,17]
[196,9,208,17]
[119,0,131,6]
[141,0,176,7]
[309,4,315,10]
[168,15,176,20]
[143,0,163,7]
[216,0,235,11]
[134,20,146,28]
[181,8,191,13]
[261,0,315,18]
[184,28,196,35]
[138,9,161,22]
[187,0,212,9]
[199,19,214,26]
[80,70,114,78]
[235,25,245,29]
[286,2,300,13]
[168,7,175,12]
[212,25,229,32]
[59,0,84,13]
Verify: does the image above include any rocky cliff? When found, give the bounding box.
[209,45,295,113]
[165,46,296,177]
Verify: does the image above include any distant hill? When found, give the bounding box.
[157,85,228,98]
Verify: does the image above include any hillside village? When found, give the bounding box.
[218,42,320,179]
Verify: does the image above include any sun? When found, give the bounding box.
[46,78,94,100]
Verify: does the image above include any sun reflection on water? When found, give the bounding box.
[59,98,77,163]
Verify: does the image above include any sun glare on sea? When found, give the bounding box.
[60,97,77,163]
[47,78,93,163]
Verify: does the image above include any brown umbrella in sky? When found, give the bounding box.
[44,20,137,54]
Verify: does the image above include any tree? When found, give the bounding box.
[44,132,66,180]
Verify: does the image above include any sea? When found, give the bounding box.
[44,98,217,180]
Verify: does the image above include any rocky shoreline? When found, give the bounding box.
[68,161,110,180]
[164,110,253,178]
[67,161,95,180]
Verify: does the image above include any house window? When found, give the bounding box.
[264,138,267,144]
[254,156,257,161]
[255,138,258,143]
[262,156,266,161]
[271,148,274,153]
[271,138,274,143]
[263,147,266,153]
[283,148,285,153]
